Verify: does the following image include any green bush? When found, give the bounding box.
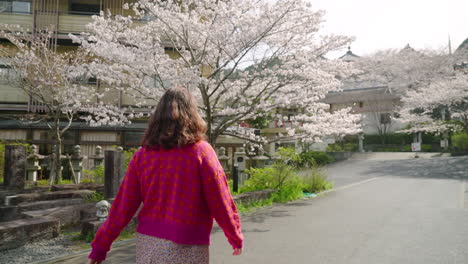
[124,148,138,168]
[302,167,333,193]
[298,151,334,167]
[37,179,49,186]
[326,143,358,152]
[270,176,304,203]
[83,165,104,184]
[241,161,303,203]
[58,179,74,184]
[80,178,95,184]
[242,162,296,192]
[452,133,468,152]
[84,191,105,203]
[364,134,413,145]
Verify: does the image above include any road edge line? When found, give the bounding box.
[319,177,381,196]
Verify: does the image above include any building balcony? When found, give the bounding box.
[0,10,141,38]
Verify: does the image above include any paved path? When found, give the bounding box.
[46,156,468,264]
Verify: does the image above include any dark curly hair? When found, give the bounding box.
[141,88,207,149]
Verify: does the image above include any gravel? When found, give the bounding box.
[0,235,74,264]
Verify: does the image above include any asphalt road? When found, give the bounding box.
[49,155,468,264]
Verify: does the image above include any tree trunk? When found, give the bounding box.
[53,119,62,184]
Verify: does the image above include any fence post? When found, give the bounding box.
[3,145,27,190]
[232,163,239,193]
[104,148,125,199]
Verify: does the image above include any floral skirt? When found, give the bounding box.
[135,232,209,264]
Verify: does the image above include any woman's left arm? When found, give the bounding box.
[88,150,142,262]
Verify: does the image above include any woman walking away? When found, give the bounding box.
[87,88,244,264]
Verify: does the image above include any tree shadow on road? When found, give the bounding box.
[363,156,468,181]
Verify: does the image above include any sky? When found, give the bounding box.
[310,0,468,58]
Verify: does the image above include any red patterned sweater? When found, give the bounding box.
[89,141,243,261]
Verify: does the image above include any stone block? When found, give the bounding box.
[0,217,59,251]
[8,190,94,205]
[18,198,85,212]
[51,183,104,193]
[233,189,275,205]
[3,145,27,190]
[80,204,97,221]
[21,203,92,226]
[0,206,20,222]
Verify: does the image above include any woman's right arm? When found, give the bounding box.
[88,150,143,261]
[199,142,244,251]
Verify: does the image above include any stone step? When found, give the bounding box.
[0,216,59,251]
[8,190,94,206]
[0,190,17,203]
[18,198,85,212]
[21,203,95,226]
[0,205,21,222]
[51,183,104,193]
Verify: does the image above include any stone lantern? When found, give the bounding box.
[217,147,230,172]
[26,145,44,182]
[70,145,84,183]
[252,148,269,168]
[89,145,105,169]
[233,147,248,186]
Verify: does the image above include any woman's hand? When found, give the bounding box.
[233,248,242,256]
[87,259,102,264]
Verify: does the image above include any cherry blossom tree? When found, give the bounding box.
[0,29,130,183]
[354,47,457,94]
[355,47,467,136]
[72,0,362,146]
[398,72,467,135]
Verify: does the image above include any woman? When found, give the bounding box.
[88,88,243,264]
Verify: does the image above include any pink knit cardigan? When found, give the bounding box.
[89,141,243,261]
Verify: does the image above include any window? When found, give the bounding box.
[125,132,144,146]
[0,63,18,84]
[380,113,391,124]
[71,75,97,85]
[70,0,100,15]
[0,0,31,13]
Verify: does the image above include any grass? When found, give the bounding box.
[236,197,274,213]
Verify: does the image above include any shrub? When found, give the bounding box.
[299,151,334,167]
[241,161,303,203]
[59,179,74,185]
[270,176,304,203]
[37,179,49,186]
[242,162,296,192]
[84,191,105,203]
[363,134,413,145]
[83,165,104,184]
[326,143,358,152]
[326,144,343,152]
[302,167,333,193]
[124,148,138,168]
[452,133,468,152]
[80,178,95,184]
